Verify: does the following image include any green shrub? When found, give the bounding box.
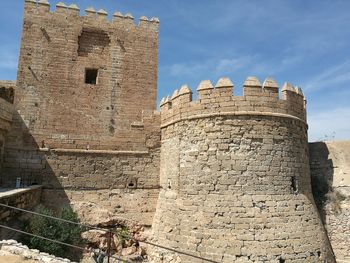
[114,225,130,247]
[24,205,84,260]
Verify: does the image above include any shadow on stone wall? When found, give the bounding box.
[309,142,340,225]
[309,141,350,261]
[1,112,80,258]
[309,142,334,222]
[2,112,70,209]
[2,109,161,260]
[0,186,42,239]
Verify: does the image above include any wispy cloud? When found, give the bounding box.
[167,61,210,77]
[308,107,350,142]
[166,59,240,80]
[302,60,350,92]
[215,56,255,73]
[281,55,304,67]
[165,54,294,81]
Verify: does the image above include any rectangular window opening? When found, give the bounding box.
[85,68,98,85]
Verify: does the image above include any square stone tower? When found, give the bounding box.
[2,0,161,225]
[12,0,159,150]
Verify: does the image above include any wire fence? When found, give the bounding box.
[0,224,129,262]
[0,202,219,263]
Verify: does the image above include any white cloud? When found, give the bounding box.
[308,107,350,142]
[281,55,303,67]
[167,61,209,77]
[214,53,307,77]
[166,55,271,78]
[215,56,254,73]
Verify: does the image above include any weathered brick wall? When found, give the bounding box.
[150,77,334,263]
[309,141,350,262]
[2,147,160,225]
[2,1,161,226]
[10,1,159,151]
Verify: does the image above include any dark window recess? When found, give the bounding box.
[85,69,98,84]
[291,176,298,193]
[78,28,110,56]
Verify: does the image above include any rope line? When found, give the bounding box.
[0,224,86,251]
[0,202,220,263]
[0,224,129,262]
[136,239,219,263]
[0,203,105,231]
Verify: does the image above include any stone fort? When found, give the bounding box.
[0,1,349,262]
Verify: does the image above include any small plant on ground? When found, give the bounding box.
[115,225,130,247]
[23,205,85,260]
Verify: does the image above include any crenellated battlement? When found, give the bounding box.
[160,76,306,128]
[24,0,160,31]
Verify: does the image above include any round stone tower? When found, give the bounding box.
[150,77,334,262]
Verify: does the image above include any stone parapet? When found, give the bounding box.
[160,76,306,128]
[24,0,159,32]
[0,186,42,221]
[0,81,15,104]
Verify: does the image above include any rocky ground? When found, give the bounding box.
[71,201,149,262]
[0,240,72,262]
[0,255,37,263]
[0,203,151,262]
[0,239,149,263]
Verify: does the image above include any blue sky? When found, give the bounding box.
[1,1,350,142]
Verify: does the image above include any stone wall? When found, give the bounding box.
[2,1,161,226]
[0,89,14,184]
[309,141,350,263]
[3,145,160,225]
[150,77,334,263]
[3,136,160,226]
[0,81,15,104]
[0,186,42,222]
